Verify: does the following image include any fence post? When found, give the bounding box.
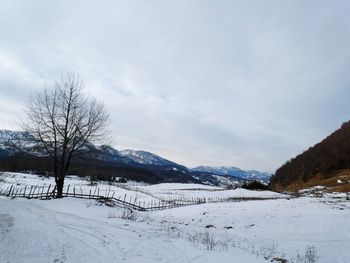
[46,185,51,199]
[28,186,33,199]
[11,186,16,197]
[66,185,70,197]
[40,186,45,198]
[33,186,38,198]
[52,185,57,198]
[32,186,38,198]
[33,186,37,198]
[9,185,13,196]
[29,186,34,198]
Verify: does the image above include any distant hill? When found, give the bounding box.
[0,130,267,186]
[192,166,271,183]
[270,121,350,192]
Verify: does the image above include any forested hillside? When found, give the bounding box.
[270,121,350,191]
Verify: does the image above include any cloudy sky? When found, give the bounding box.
[0,0,349,172]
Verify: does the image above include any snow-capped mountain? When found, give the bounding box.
[190,171,244,187]
[0,129,191,168]
[0,130,197,184]
[0,130,182,167]
[119,150,180,167]
[0,130,40,156]
[91,146,187,171]
[0,130,269,185]
[192,166,271,182]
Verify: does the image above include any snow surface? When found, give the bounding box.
[1,173,350,263]
[0,197,267,263]
[136,183,287,200]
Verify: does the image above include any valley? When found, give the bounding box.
[1,172,349,263]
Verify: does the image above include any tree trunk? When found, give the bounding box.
[56,179,64,198]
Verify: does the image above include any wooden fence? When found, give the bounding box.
[0,184,285,211]
[0,184,214,211]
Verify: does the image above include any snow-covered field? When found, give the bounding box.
[1,172,349,263]
[0,172,286,203]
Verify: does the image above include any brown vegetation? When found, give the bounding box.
[272,169,350,192]
[270,121,350,192]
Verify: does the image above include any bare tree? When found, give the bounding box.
[24,73,109,197]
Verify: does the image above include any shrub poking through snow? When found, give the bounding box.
[121,208,137,221]
[295,246,318,263]
[187,231,217,251]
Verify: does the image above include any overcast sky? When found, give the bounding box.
[0,1,349,172]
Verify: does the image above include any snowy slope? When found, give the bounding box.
[0,185,349,262]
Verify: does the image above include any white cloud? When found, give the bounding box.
[0,0,350,172]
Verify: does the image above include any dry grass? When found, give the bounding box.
[274,169,350,192]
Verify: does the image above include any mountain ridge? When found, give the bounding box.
[0,130,269,186]
[192,166,271,182]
